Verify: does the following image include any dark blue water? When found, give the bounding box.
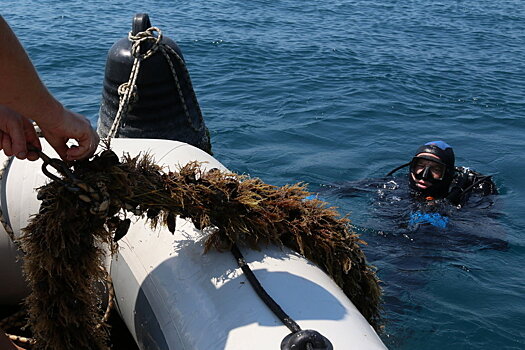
[3,1,525,349]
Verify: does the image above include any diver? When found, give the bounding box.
[387,140,497,207]
[384,140,498,229]
[311,139,502,236]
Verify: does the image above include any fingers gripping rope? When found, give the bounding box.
[0,146,111,240]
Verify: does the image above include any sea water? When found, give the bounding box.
[3,0,524,349]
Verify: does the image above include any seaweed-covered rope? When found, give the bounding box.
[19,150,381,349]
[0,264,114,349]
[1,149,115,349]
[0,257,115,348]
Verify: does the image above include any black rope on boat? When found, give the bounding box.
[230,243,333,350]
[231,243,301,333]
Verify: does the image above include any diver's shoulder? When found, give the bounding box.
[453,166,498,195]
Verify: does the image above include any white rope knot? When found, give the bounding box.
[117,81,138,105]
[128,27,163,60]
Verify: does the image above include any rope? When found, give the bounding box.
[159,48,192,130]
[231,244,333,349]
[0,140,115,344]
[7,334,33,347]
[96,265,115,329]
[105,30,144,141]
[230,243,302,334]
[162,45,203,132]
[106,26,204,142]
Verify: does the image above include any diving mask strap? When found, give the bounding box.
[386,162,411,177]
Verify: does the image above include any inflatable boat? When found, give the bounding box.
[1,12,387,349]
[0,138,387,349]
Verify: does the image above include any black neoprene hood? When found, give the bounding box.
[414,141,455,168]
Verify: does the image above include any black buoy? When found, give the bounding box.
[97,13,212,154]
[280,330,334,350]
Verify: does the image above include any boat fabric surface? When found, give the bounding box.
[0,138,386,349]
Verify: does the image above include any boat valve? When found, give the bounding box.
[280,329,333,350]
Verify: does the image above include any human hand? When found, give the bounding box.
[0,16,98,162]
[0,105,41,161]
[37,108,99,161]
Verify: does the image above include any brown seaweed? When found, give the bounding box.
[18,149,382,349]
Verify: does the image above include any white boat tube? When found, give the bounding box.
[0,138,387,349]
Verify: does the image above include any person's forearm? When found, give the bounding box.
[0,15,63,123]
[0,15,98,161]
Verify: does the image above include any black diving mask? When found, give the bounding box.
[410,156,448,181]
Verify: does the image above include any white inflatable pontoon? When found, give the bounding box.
[0,138,386,350]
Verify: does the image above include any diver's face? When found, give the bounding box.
[410,153,447,190]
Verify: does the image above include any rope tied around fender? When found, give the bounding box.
[129,27,163,60]
[107,26,200,142]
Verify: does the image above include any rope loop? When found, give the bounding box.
[128,27,162,60]
[117,81,138,106]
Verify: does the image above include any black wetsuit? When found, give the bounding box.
[444,167,497,207]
